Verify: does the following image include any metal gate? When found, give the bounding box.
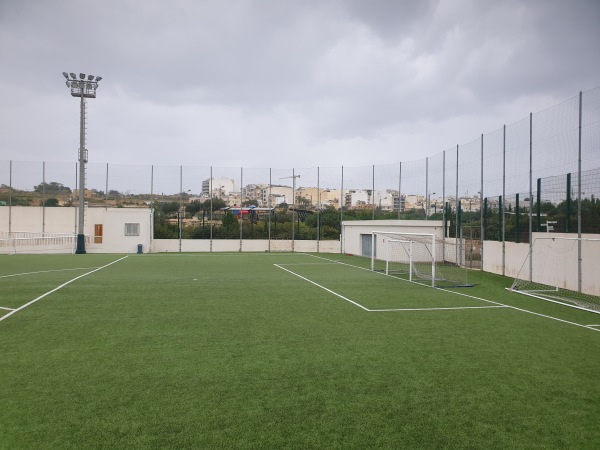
[361,234,373,258]
[461,226,481,269]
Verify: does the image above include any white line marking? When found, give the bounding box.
[301,254,600,333]
[276,262,339,266]
[0,267,99,279]
[0,306,16,311]
[369,305,508,312]
[274,264,370,311]
[504,287,600,315]
[0,256,128,323]
[275,264,509,313]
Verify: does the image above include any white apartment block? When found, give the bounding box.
[202,178,237,199]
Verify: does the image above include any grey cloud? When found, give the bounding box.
[0,0,598,168]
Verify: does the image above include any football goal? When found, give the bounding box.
[509,237,600,314]
[370,231,469,288]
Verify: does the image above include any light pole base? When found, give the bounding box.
[75,234,86,254]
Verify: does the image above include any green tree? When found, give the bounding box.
[296,196,311,207]
[201,197,226,213]
[43,198,60,207]
[186,200,203,216]
[159,201,180,215]
[33,181,71,194]
[222,211,238,238]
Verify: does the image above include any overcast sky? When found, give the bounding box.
[1,0,599,171]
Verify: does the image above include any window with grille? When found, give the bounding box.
[124,223,140,236]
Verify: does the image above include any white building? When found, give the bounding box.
[202,178,237,199]
[0,206,152,254]
[344,190,371,208]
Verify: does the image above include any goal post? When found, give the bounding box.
[370,231,468,288]
[509,236,600,313]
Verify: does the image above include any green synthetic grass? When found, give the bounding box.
[1,253,599,449]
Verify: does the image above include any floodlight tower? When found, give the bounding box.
[62,72,102,254]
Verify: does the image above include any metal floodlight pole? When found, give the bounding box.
[63,72,102,254]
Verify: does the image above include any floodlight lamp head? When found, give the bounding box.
[87,74,94,81]
[62,72,69,79]
[70,73,76,79]
[79,73,85,79]
[95,76,102,82]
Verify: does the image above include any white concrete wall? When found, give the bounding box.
[581,236,600,296]
[151,239,342,253]
[483,232,600,296]
[482,240,531,278]
[3,206,76,233]
[341,220,445,256]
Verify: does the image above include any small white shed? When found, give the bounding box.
[341,220,445,257]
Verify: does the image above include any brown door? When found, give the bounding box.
[94,224,103,244]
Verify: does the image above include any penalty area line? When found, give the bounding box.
[274,264,370,311]
[0,256,129,323]
[306,254,600,332]
[274,263,510,313]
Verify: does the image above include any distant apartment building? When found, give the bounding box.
[314,188,342,209]
[239,184,293,207]
[296,187,341,209]
[343,189,405,211]
[373,190,398,211]
[202,178,237,199]
[404,194,424,211]
[242,184,266,205]
[269,185,294,205]
[344,190,371,209]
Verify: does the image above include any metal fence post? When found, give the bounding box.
[528,112,533,281]
[577,91,583,292]
[566,173,572,233]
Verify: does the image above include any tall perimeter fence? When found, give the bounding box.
[1,88,599,250]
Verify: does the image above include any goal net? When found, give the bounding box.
[370,232,469,288]
[0,232,77,254]
[509,237,600,313]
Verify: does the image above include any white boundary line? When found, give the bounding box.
[0,267,99,279]
[369,306,507,312]
[0,306,16,311]
[504,287,600,316]
[0,256,128,323]
[285,254,600,333]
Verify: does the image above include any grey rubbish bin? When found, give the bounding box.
[137,244,143,254]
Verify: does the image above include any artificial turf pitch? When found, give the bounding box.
[1,252,599,449]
